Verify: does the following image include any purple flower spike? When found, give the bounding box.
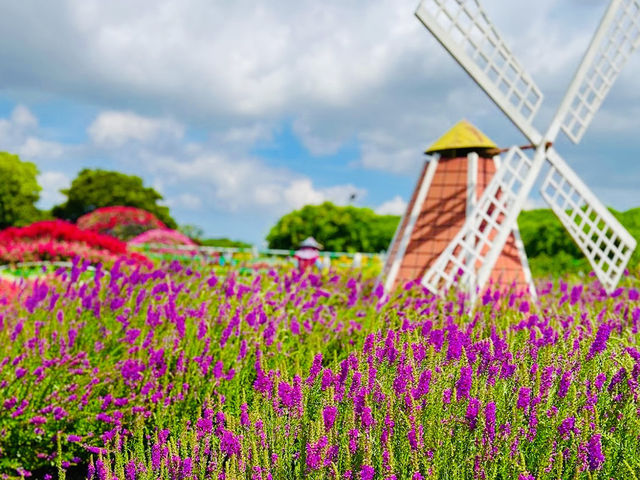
[517,387,531,411]
[360,465,375,480]
[456,366,472,401]
[586,434,605,471]
[323,405,338,431]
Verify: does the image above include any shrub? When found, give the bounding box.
[0,220,148,266]
[129,228,196,247]
[77,206,166,241]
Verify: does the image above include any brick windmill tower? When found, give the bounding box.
[383,119,534,295]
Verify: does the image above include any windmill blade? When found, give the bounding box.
[560,0,640,143]
[541,148,637,292]
[422,146,537,294]
[415,0,543,142]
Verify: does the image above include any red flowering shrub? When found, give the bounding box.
[0,220,148,265]
[77,206,166,240]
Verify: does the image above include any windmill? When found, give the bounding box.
[391,0,638,296]
[383,119,536,295]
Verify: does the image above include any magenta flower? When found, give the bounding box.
[485,402,496,441]
[456,366,472,401]
[586,434,605,470]
[465,397,480,430]
[517,387,531,411]
[587,322,612,360]
[360,465,375,480]
[323,405,338,431]
[558,417,575,439]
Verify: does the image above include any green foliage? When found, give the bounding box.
[266,202,399,253]
[198,237,252,248]
[0,152,43,229]
[52,168,177,228]
[178,224,205,240]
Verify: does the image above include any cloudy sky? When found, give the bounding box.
[0,0,638,245]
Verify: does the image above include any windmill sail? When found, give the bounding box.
[541,149,637,292]
[415,0,639,295]
[561,0,640,143]
[415,0,543,141]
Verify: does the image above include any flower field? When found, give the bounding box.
[1,257,639,480]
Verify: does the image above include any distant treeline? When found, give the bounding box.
[267,202,640,277]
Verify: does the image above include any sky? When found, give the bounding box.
[0,0,638,246]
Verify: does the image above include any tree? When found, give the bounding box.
[0,152,42,229]
[266,202,400,253]
[52,169,177,228]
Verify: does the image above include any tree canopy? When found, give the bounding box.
[266,202,398,253]
[52,169,177,228]
[0,152,42,229]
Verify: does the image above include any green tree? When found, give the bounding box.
[52,169,177,228]
[266,202,400,253]
[0,152,42,229]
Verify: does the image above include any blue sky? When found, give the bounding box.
[0,0,638,246]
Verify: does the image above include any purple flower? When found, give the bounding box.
[412,369,432,400]
[323,405,338,431]
[517,387,531,411]
[125,460,136,480]
[465,397,480,430]
[558,417,575,439]
[557,370,572,399]
[608,367,627,392]
[587,322,612,359]
[360,465,375,480]
[67,434,82,442]
[456,366,472,401]
[443,388,452,405]
[307,353,323,384]
[361,407,374,429]
[485,402,496,441]
[220,429,241,457]
[240,403,251,428]
[586,434,605,471]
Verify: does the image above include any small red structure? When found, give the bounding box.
[294,237,322,272]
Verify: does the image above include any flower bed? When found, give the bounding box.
[0,220,148,266]
[0,262,638,479]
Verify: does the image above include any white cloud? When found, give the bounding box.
[88,111,184,147]
[0,105,68,161]
[11,105,38,129]
[153,152,366,214]
[166,192,203,210]
[38,171,70,208]
[18,137,66,159]
[376,195,406,216]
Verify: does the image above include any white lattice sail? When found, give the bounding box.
[541,149,637,291]
[562,0,640,143]
[415,0,543,138]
